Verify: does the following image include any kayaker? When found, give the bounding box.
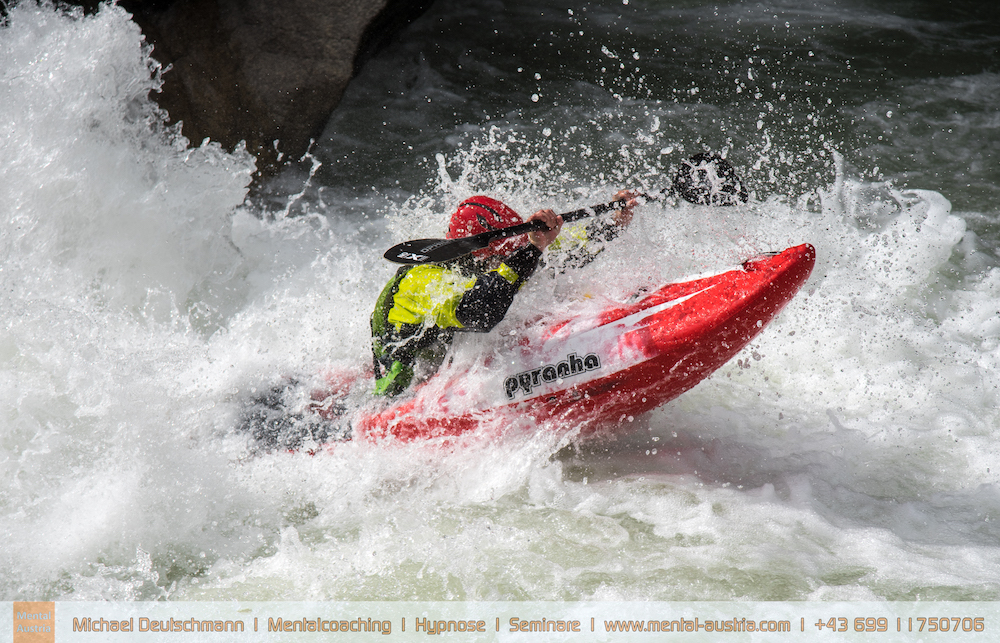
[370,192,636,396]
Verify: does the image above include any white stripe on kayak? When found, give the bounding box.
[606,284,716,332]
[490,284,719,404]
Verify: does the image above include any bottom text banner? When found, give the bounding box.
[6,601,999,642]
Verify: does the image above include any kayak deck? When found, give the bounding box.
[348,243,816,442]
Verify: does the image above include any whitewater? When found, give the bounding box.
[2,0,1000,602]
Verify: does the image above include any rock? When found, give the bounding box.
[111,0,434,176]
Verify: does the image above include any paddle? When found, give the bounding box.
[384,153,747,265]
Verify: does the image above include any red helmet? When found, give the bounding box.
[447,196,525,258]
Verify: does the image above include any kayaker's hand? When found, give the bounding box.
[527,209,563,250]
[612,190,638,228]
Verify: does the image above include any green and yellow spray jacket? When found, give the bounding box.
[370,244,543,396]
[370,219,624,396]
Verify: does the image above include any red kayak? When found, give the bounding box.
[301,243,814,444]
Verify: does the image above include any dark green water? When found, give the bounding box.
[309,0,999,218]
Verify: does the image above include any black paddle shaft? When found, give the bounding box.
[383,197,636,265]
[383,153,747,265]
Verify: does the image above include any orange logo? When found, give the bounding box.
[13,602,55,643]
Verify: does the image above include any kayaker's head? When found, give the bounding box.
[447,197,524,265]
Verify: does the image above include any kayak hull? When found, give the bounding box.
[342,243,815,443]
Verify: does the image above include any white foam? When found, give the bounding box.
[3,1,1000,604]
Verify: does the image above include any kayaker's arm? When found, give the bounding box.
[545,190,638,268]
[456,244,542,331]
[585,189,637,242]
[455,208,558,330]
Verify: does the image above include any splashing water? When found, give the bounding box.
[3,0,1000,603]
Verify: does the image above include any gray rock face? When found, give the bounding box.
[116,0,433,175]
